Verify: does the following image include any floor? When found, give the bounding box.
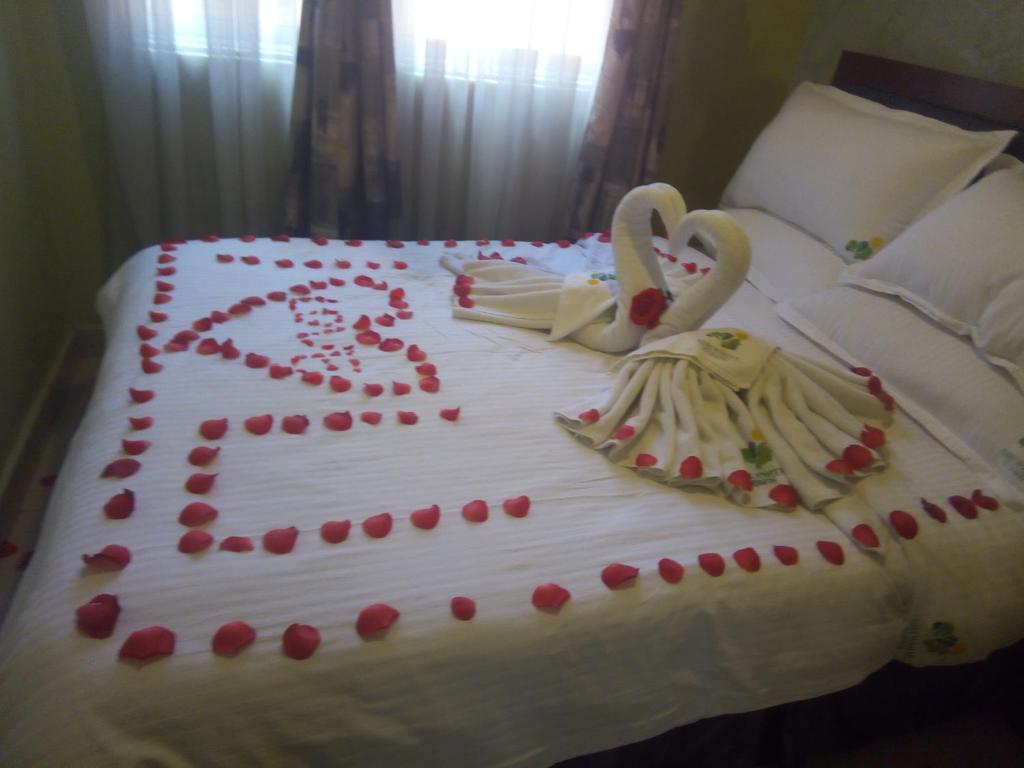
[1,329,1022,766]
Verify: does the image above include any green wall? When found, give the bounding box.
[795,0,1024,89]
[658,0,817,209]
[0,1,109,494]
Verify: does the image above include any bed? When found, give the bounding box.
[1,52,1023,767]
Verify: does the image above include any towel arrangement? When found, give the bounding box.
[442,182,890,510]
[555,329,891,510]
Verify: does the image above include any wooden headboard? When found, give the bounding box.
[833,50,1024,161]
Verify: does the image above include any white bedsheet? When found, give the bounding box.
[0,238,1021,767]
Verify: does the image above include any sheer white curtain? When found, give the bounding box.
[84,0,300,246]
[392,0,613,241]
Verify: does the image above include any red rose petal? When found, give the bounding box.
[149,311,168,323]
[376,313,396,327]
[157,266,176,276]
[363,383,384,397]
[82,544,132,571]
[532,583,571,611]
[139,342,160,358]
[245,414,274,435]
[816,540,845,565]
[826,459,853,475]
[360,411,382,425]
[282,623,320,659]
[440,407,461,421]
[211,310,231,323]
[415,363,437,376]
[321,520,351,543]
[245,352,270,369]
[179,502,218,527]
[773,545,799,565]
[267,290,287,301]
[398,410,418,425]
[196,338,220,355]
[698,552,726,577]
[176,329,201,344]
[393,381,412,395]
[119,625,177,662]
[461,499,488,523]
[356,603,400,639]
[239,234,256,242]
[309,279,327,290]
[179,530,214,554]
[679,455,703,479]
[949,495,978,520]
[219,536,254,552]
[450,596,476,621]
[184,444,220,469]
[282,414,310,434]
[658,557,684,583]
[356,330,381,346]
[263,526,299,554]
[769,484,798,508]
[363,513,393,539]
[272,233,290,242]
[270,364,294,379]
[323,411,353,431]
[228,303,251,316]
[153,293,172,304]
[418,376,440,393]
[141,357,163,373]
[578,408,600,423]
[851,523,880,548]
[101,458,141,479]
[407,345,427,362]
[129,388,155,404]
[212,621,256,656]
[410,504,440,530]
[76,594,120,638]
[860,425,886,449]
[129,416,153,430]
[601,562,639,589]
[727,469,753,492]
[502,496,530,518]
[137,325,157,341]
[921,498,947,523]
[121,439,151,457]
[842,444,874,471]
[185,472,217,494]
[971,489,999,511]
[635,453,658,467]
[850,366,872,377]
[889,509,919,539]
[354,275,374,287]
[103,489,135,519]
[155,280,175,292]
[216,253,234,263]
[733,547,761,573]
[199,418,228,440]
[444,239,457,247]
[393,260,408,269]
[275,258,294,268]
[379,338,404,353]
[329,375,352,393]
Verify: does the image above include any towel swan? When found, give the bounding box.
[441,183,734,352]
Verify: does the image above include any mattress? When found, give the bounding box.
[0,238,1021,767]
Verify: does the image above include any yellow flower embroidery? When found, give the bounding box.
[734,331,749,341]
[587,278,600,286]
[750,428,765,442]
[869,237,884,251]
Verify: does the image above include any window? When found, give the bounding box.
[146,0,301,62]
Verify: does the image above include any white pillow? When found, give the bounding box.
[721,82,1016,261]
[842,169,1024,388]
[722,208,845,302]
[777,286,1024,500]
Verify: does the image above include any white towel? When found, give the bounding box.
[556,328,891,511]
[440,183,687,352]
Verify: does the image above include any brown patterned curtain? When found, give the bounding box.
[285,0,402,239]
[569,0,681,235]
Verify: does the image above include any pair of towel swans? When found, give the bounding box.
[441,184,891,512]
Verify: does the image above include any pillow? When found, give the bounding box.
[722,208,845,302]
[777,286,1024,500]
[721,82,1015,261]
[841,168,1024,388]
[983,153,1024,176]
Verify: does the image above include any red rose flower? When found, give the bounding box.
[629,288,668,329]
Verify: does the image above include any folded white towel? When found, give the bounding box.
[555,328,891,511]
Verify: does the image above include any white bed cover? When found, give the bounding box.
[0,238,1021,767]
